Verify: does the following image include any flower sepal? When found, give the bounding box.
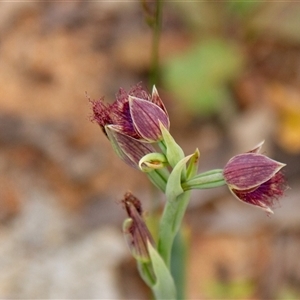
[224,153,285,191]
[129,94,169,142]
[223,142,287,214]
[106,125,155,169]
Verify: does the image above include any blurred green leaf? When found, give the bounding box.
[226,1,261,16]
[278,286,300,300]
[204,279,254,299]
[174,2,222,33]
[163,38,244,116]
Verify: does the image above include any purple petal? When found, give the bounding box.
[106,125,155,168]
[122,192,155,262]
[223,153,285,190]
[128,83,150,101]
[110,96,141,139]
[90,98,112,130]
[230,171,286,214]
[151,85,169,115]
[129,96,170,142]
[247,141,264,154]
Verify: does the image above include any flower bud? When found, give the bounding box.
[90,83,170,168]
[122,192,155,262]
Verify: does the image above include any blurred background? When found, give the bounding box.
[0,1,300,299]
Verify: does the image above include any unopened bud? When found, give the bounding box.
[122,192,155,262]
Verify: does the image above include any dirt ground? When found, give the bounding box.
[0,2,300,299]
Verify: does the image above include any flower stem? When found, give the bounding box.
[182,169,225,190]
[149,0,163,86]
[171,230,188,300]
[157,190,191,268]
[147,168,169,193]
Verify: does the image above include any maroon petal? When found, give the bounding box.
[129,96,170,142]
[223,153,285,190]
[106,125,155,168]
[109,96,141,139]
[230,171,286,214]
[151,85,169,116]
[247,141,264,154]
[128,82,150,101]
[122,192,155,262]
[90,98,112,130]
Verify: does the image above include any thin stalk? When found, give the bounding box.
[182,170,225,191]
[171,230,188,300]
[157,191,190,268]
[147,167,169,193]
[150,0,163,86]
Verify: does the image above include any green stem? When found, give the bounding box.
[171,230,188,300]
[157,190,190,268]
[190,169,224,177]
[150,0,163,86]
[182,169,226,191]
[147,167,169,193]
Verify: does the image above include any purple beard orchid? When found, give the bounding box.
[90,83,169,169]
[89,82,288,299]
[223,142,287,214]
